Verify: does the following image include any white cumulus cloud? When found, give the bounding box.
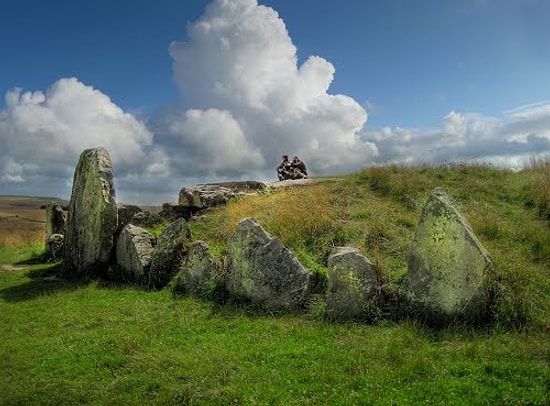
[162,0,377,179]
[0,77,155,199]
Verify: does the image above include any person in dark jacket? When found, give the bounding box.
[276,154,292,180]
[290,156,308,179]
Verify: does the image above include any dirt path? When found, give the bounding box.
[0,264,28,271]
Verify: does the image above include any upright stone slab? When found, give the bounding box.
[226,218,313,310]
[44,203,66,247]
[64,147,118,277]
[115,224,155,284]
[326,247,380,320]
[175,240,219,294]
[406,188,492,321]
[149,218,192,289]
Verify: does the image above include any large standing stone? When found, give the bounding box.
[149,218,192,289]
[406,188,492,321]
[64,148,118,277]
[175,240,219,294]
[115,224,155,284]
[326,247,380,320]
[226,218,312,310]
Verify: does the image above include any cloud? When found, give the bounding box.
[164,0,377,178]
[362,106,550,168]
[0,78,155,198]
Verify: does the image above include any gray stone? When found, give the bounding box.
[116,204,142,235]
[159,203,196,222]
[44,203,65,248]
[176,240,219,294]
[179,181,267,210]
[46,234,64,260]
[326,247,380,320]
[130,210,165,228]
[115,224,155,284]
[226,218,312,310]
[405,187,492,320]
[149,218,192,289]
[64,147,118,277]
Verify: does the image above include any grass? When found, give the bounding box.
[1,264,548,405]
[1,163,549,404]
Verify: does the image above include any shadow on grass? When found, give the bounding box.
[0,262,87,303]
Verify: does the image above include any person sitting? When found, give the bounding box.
[290,156,308,179]
[276,154,293,180]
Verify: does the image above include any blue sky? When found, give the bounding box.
[1,0,549,204]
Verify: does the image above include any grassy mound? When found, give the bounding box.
[1,162,548,404]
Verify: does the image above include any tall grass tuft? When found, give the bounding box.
[523,155,550,220]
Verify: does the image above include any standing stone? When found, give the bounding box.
[226,218,312,310]
[406,188,492,321]
[64,148,118,277]
[175,240,219,294]
[115,224,155,284]
[149,218,192,289]
[44,203,66,248]
[326,247,380,320]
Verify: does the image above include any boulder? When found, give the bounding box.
[44,203,65,247]
[226,218,312,310]
[175,240,219,294]
[130,210,165,228]
[326,247,380,320]
[116,204,143,235]
[115,224,155,284]
[159,203,197,222]
[179,181,267,210]
[149,218,192,289]
[46,234,64,260]
[405,188,492,321]
[63,147,118,277]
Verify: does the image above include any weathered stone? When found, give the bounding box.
[226,218,312,310]
[64,147,118,277]
[178,181,267,210]
[326,247,380,320]
[115,224,155,284]
[175,240,219,294]
[159,203,197,222]
[116,204,142,235]
[130,211,165,228]
[44,203,66,247]
[149,218,192,289]
[405,187,492,321]
[46,234,64,260]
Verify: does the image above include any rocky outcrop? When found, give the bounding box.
[179,181,267,210]
[44,203,66,248]
[63,147,118,278]
[405,188,492,321]
[115,224,155,284]
[326,247,380,320]
[175,240,219,294]
[226,218,313,310]
[149,218,192,289]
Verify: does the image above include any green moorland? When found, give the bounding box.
[1,161,549,405]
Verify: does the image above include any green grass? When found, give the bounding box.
[1,263,548,405]
[1,163,550,404]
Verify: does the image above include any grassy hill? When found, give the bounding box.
[0,162,548,404]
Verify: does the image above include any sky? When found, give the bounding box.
[1,0,549,204]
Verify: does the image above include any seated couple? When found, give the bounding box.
[276,155,308,181]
